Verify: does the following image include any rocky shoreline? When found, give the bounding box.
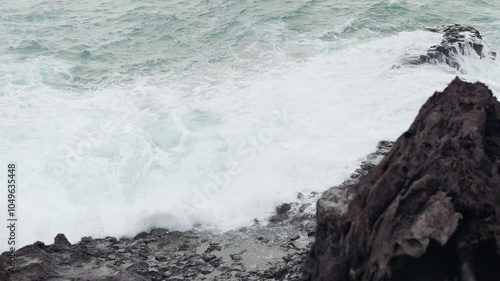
[1,142,393,281]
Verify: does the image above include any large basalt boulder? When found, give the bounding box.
[413,24,496,69]
[304,77,500,281]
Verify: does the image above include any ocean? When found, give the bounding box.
[1,0,499,249]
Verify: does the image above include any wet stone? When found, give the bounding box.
[80,236,93,243]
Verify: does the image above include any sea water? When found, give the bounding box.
[0,0,499,249]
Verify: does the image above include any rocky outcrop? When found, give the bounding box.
[304,77,500,281]
[410,24,496,70]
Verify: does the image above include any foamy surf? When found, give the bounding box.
[0,26,498,251]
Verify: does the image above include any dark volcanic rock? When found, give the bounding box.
[269,203,293,223]
[304,77,500,281]
[54,233,71,249]
[413,24,496,70]
[342,141,393,186]
[0,256,11,281]
[3,243,149,281]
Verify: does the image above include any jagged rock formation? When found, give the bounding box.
[304,77,500,281]
[410,24,496,69]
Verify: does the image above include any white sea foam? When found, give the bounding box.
[0,30,499,250]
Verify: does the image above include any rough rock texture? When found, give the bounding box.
[1,143,393,281]
[4,224,309,281]
[3,237,150,281]
[304,77,500,281]
[0,256,11,281]
[412,24,496,69]
[2,225,310,281]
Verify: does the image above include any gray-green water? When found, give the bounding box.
[1,0,499,248]
[2,0,499,88]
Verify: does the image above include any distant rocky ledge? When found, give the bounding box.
[305,77,500,281]
[408,24,496,70]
